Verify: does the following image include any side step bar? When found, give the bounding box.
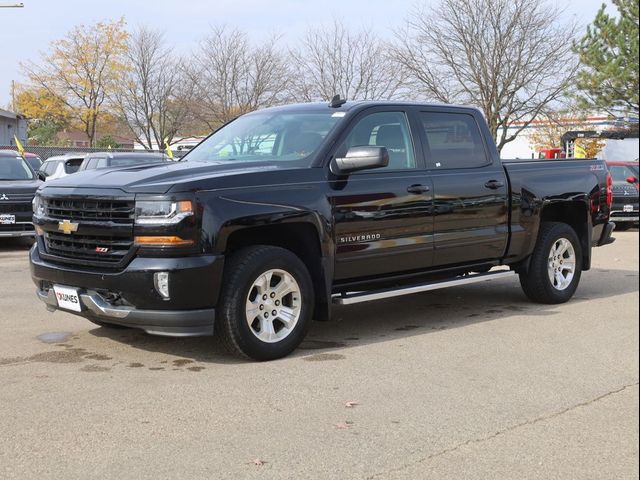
[332,270,515,305]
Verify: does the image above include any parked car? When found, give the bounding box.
[39,154,85,181]
[78,152,168,171]
[31,101,615,360]
[607,161,639,230]
[23,152,43,172]
[3,150,43,172]
[0,150,42,237]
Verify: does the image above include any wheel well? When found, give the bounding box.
[225,223,329,319]
[540,202,591,270]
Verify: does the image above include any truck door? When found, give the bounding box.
[417,109,509,266]
[329,108,434,281]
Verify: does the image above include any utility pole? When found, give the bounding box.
[11,80,16,112]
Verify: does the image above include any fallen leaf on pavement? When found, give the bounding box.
[345,401,359,408]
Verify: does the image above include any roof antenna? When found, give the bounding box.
[329,95,347,108]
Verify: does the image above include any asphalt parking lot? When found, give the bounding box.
[1,232,638,480]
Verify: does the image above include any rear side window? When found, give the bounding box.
[65,159,83,174]
[609,165,637,183]
[420,112,489,169]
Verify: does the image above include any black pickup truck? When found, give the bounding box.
[30,101,615,360]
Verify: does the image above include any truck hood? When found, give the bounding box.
[40,161,285,194]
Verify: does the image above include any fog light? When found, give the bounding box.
[154,272,170,299]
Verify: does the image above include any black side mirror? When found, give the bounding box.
[331,146,389,175]
[36,171,47,181]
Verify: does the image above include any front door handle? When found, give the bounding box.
[484,180,505,190]
[407,184,430,194]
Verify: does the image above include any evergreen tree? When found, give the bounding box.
[573,0,639,116]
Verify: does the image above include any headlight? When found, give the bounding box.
[32,195,45,216]
[135,200,193,225]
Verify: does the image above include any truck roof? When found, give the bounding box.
[253,101,483,115]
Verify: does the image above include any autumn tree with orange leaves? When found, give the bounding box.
[21,19,128,147]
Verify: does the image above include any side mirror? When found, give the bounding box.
[331,146,389,175]
[36,171,47,181]
[626,175,638,184]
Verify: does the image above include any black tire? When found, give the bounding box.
[614,223,631,231]
[216,246,314,361]
[519,222,582,304]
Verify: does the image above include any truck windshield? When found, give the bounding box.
[184,112,343,165]
[0,156,35,180]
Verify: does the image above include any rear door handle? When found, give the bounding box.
[407,184,430,194]
[484,180,505,190]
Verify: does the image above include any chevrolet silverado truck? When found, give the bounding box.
[30,101,616,360]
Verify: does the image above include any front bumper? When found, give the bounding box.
[31,245,224,337]
[0,222,35,237]
[35,288,215,336]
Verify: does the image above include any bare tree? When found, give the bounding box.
[186,26,290,130]
[393,0,579,153]
[113,26,192,150]
[290,20,405,102]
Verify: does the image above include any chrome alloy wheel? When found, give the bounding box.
[547,238,576,291]
[245,269,302,343]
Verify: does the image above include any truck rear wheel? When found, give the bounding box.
[217,246,314,360]
[519,222,582,304]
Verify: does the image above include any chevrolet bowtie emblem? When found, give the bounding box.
[58,219,79,235]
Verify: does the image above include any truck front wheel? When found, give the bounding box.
[217,246,314,360]
[519,222,583,304]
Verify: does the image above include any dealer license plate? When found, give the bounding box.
[623,204,634,212]
[53,285,82,312]
[0,214,15,224]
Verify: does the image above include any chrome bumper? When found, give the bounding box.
[36,288,215,337]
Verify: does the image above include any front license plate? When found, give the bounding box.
[0,214,15,225]
[623,204,634,212]
[53,285,82,312]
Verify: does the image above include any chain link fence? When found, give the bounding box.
[0,145,187,160]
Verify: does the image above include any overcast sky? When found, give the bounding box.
[0,0,612,108]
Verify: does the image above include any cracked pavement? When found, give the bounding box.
[1,232,638,479]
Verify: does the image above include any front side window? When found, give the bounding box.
[420,112,489,169]
[185,112,344,166]
[339,111,416,170]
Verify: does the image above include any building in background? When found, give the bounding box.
[53,129,136,149]
[0,109,28,146]
[500,114,639,161]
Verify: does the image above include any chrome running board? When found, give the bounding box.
[332,270,515,305]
